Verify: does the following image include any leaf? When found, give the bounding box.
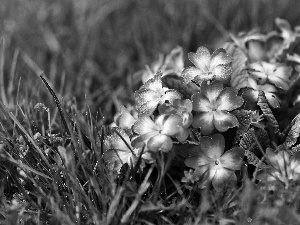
[224,42,249,89]
[161,74,199,99]
[284,112,300,148]
[232,109,254,143]
[239,128,270,159]
[244,150,267,169]
[257,91,280,135]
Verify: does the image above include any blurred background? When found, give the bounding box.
[1,0,300,122]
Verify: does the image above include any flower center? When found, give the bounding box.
[211,100,218,111]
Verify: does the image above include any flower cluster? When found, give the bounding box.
[230,19,296,108]
[246,61,292,108]
[103,21,300,193]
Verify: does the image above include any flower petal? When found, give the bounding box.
[257,83,277,93]
[268,75,289,90]
[272,65,292,81]
[220,147,245,170]
[181,111,193,128]
[246,40,266,62]
[212,65,232,81]
[265,35,284,60]
[185,153,213,169]
[147,135,173,152]
[194,165,211,177]
[134,89,161,106]
[131,132,158,149]
[201,81,223,102]
[188,46,210,69]
[134,89,162,115]
[210,49,232,68]
[248,62,268,84]
[211,168,234,191]
[164,46,184,75]
[200,133,225,159]
[160,114,182,136]
[265,92,281,108]
[163,89,182,103]
[192,112,214,135]
[248,76,258,89]
[173,99,193,112]
[133,116,158,134]
[142,75,163,93]
[176,127,189,142]
[137,100,161,116]
[213,111,239,132]
[114,106,137,130]
[104,128,131,151]
[266,149,290,171]
[217,87,244,111]
[192,92,212,112]
[181,66,206,84]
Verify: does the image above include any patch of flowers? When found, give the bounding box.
[103,18,300,216]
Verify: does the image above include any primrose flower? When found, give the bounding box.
[258,147,300,189]
[158,99,193,141]
[159,99,193,128]
[181,46,232,85]
[114,105,138,131]
[245,76,281,108]
[102,128,144,172]
[239,19,300,63]
[239,32,283,62]
[134,74,181,116]
[141,54,164,84]
[135,46,185,83]
[184,133,244,191]
[275,18,300,47]
[163,46,185,76]
[192,82,244,135]
[248,61,292,90]
[132,114,186,152]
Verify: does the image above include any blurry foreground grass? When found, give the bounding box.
[1,0,300,224]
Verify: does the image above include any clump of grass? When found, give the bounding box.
[2,1,300,224]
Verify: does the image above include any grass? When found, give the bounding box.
[1,0,300,224]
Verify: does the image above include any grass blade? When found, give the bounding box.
[0,38,8,106]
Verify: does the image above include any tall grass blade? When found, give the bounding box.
[40,75,92,150]
[39,75,70,135]
[0,38,8,106]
